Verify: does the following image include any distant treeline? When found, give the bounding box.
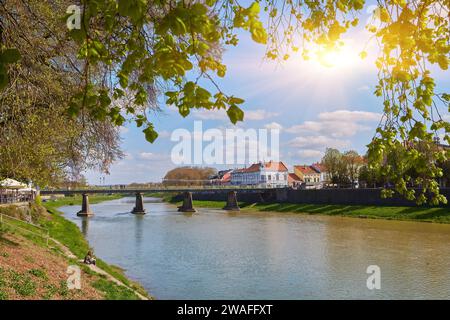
[162,167,217,186]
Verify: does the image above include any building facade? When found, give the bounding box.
[294,165,321,188]
[288,173,303,188]
[311,163,330,186]
[231,161,289,187]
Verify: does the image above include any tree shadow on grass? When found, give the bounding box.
[396,207,450,221]
[253,203,369,216]
[0,233,20,247]
[240,201,450,222]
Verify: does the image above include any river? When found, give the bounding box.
[59,197,450,299]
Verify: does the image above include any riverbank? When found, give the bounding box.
[0,195,151,300]
[159,194,450,224]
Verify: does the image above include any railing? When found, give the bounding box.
[0,191,35,204]
[0,213,50,246]
[41,184,286,193]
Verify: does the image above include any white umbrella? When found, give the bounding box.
[0,178,28,189]
[18,187,36,192]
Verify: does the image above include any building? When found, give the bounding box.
[294,165,321,188]
[0,178,36,204]
[288,173,303,188]
[231,161,289,187]
[209,170,232,185]
[311,163,330,186]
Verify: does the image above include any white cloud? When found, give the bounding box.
[286,110,381,138]
[245,110,279,120]
[297,149,324,159]
[317,110,381,122]
[138,152,169,161]
[192,109,228,120]
[119,126,129,134]
[288,135,350,150]
[123,152,133,160]
[158,130,171,138]
[264,122,283,130]
[192,108,278,121]
[358,85,370,91]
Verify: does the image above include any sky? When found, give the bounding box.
[85,2,450,185]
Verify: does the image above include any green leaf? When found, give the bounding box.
[143,126,158,143]
[227,105,244,124]
[229,96,245,104]
[1,49,21,64]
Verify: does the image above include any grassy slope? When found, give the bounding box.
[41,194,150,298]
[0,204,142,300]
[0,195,149,300]
[165,197,450,223]
[0,232,104,300]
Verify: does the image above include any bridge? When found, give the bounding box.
[40,186,285,217]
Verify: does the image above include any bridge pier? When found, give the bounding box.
[131,192,146,214]
[77,193,93,217]
[223,191,240,211]
[178,192,196,213]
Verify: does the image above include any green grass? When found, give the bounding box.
[167,198,450,223]
[9,270,37,297]
[28,268,48,280]
[92,278,141,300]
[145,192,176,202]
[1,194,150,300]
[41,195,150,298]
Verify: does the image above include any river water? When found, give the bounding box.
[59,197,450,299]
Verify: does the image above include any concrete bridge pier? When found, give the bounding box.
[131,192,146,214]
[178,192,196,213]
[223,191,240,211]
[77,193,93,217]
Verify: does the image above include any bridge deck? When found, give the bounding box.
[40,187,286,195]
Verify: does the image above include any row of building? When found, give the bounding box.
[210,161,330,189]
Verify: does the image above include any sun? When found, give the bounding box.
[313,43,358,69]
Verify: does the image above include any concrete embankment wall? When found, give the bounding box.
[189,188,450,207]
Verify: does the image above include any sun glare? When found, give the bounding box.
[313,43,359,69]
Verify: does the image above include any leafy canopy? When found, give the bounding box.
[0,0,448,204]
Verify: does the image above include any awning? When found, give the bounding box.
[0,178,28,189]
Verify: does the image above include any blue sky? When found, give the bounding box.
[85,2,449,185]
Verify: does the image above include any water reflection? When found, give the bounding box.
[59,197,450,299]
[81,217,89,237]
[134,215,144,248]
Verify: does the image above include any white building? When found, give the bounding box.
[311,163,330,186]
[231,161,289,187]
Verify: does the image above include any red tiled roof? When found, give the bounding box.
[235,161,289,173]
[312,163,327,173]
[294,165,319,175]
[288,173,302,182]
[221,172,231,182]
[264,161,288,172]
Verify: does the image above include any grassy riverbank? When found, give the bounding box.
[0,195,151,300]
[163,196,450,224]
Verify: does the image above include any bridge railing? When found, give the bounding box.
[41,184,287,192]
[0,191,35,204]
